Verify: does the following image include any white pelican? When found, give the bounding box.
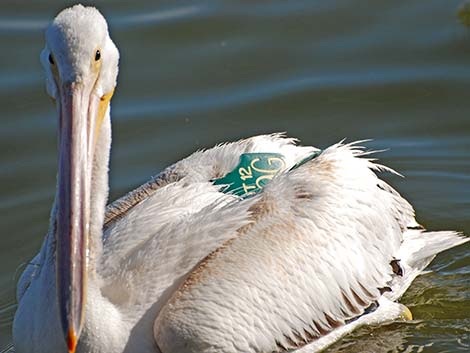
[12,4,468,353]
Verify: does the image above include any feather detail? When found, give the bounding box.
[154,140,417,353]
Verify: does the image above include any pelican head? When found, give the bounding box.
[43,5,119,352]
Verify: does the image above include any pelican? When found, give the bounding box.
[12,4,468,353]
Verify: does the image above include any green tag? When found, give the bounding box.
[213,153,286,197]
[289,150,322,171]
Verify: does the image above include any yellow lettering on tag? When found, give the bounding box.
[239,167,253,181]
[242,183,257,194]
[251,157,285,174]
[255,174,275,188]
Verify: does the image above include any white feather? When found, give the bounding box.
[153,141,468,353]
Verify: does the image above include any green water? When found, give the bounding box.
[1,0,469,351]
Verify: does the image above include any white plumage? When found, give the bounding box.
[11,5,468,353]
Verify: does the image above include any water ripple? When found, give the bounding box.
[0,4,209,34]
[0,18,47,32]
[111,4,210,29]
[115,65,470,121]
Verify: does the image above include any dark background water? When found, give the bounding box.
[1,1,469,351]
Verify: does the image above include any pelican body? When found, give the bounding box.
[12,5,468,353]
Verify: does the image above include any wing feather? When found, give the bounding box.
[99,134,316,309]
[103,133,317,228]
[154,142,416,353]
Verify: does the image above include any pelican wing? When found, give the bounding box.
[99,134,316,307]
[103,133,317,228]
[154,142,417,353]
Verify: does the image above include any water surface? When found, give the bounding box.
[1,0,469,351]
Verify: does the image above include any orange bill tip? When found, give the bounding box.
[67,329,77,353]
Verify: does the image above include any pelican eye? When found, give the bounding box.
[48,54,55,65]
[95,50,101,61]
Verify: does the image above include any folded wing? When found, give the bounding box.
[154,142,417,353]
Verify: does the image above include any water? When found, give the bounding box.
[1,0,469,351]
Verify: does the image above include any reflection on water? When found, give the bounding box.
[325,323,415,353]
[0,0,469,351]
